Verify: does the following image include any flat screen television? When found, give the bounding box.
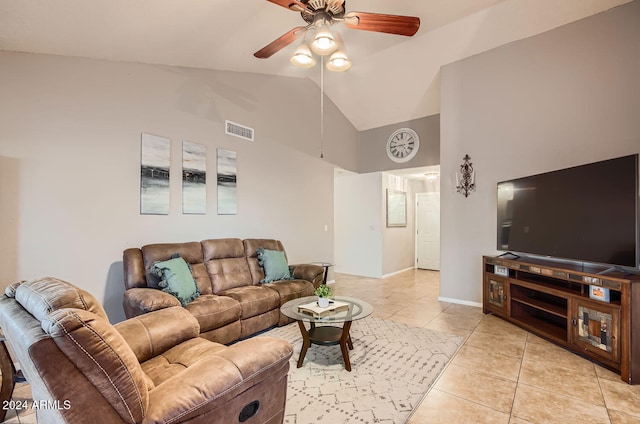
[497,154,639,270]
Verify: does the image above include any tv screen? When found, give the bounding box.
[497,154,639,269]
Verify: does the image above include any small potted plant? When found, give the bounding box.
[314,284,333,308]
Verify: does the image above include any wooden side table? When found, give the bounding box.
[0,331,17,422]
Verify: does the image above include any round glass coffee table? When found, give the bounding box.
[280,295,373,371]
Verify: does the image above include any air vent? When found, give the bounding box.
[225,120,254,141]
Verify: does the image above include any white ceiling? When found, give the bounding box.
[0,0,631,131]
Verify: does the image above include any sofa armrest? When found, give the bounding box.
[122,287,181,318]
[290,263,324,288]
[123,247,147,289]
[145,337,293,423]
[115,306,200,363]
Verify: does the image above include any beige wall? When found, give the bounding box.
[381,173,416,276]
[440,1,640,304]
[358,115,440,174]
[334,171,416,278]
[334,172,383,277]
[0,52,359,322]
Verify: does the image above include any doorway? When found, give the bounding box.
[416,192,440,270]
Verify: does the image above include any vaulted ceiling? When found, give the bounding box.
[0,0,631,130]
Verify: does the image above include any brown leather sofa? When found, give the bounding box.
[123,238,324,344]
[0,277,293,424]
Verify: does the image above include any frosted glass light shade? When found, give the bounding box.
[326,50,351,72]
[290,43,316,68]
[311,27,337,56]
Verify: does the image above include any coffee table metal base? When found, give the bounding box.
[296,321,354,371]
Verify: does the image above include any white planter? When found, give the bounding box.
[317,297,330,308]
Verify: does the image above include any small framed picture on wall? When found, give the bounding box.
[386,189,407,227]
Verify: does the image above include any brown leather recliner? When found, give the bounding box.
[0,277,293,424]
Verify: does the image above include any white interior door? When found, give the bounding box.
[417,192,440,270]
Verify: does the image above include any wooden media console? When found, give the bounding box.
[483,255,640,384]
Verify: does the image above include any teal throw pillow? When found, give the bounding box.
[257,247,294,283]
[150,255,200,306]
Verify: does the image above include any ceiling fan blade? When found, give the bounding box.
[254,26,305,59]
[344,12,420,36]
[266,0,308,12]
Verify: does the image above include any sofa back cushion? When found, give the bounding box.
[202,238,253,293]
[13,277,109,321]
[243,239,288,285]
[42,308,149,423]
[141,242,213,295]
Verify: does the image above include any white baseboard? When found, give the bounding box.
[382,266,415,279]
[438,296,482,308]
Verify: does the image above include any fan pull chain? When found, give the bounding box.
[320,55,324,159]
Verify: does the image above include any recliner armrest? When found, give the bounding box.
[122,287,181,318]
[290,263,324,288]
[115,306,200,363]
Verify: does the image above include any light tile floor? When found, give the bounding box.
[4,269,640,423]
[332,269,640,424]
[2,380,35,423]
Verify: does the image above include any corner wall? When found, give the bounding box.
[381,174,416,276]
[440,1,640,304]
[334,171,416,278]
[334,172,383,277]
[0,52,359,322]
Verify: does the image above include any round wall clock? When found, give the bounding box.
[386,128,420,163]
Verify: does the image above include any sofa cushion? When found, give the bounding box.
[263,279,315,305]
[202,238,253,293]
[150,256,200,306]
[143,337,292,424]
[184,294,242,333]
[219,286,280,320]
[257,247,293,283]
[141,337,228,387]
[264,280,314,326]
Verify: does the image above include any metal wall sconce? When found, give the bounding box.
[456,154,476,197]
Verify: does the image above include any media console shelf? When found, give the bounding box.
[483,255,640,384]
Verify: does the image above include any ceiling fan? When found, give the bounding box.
[254,0,420,69]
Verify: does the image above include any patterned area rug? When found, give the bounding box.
[258,317,465,424]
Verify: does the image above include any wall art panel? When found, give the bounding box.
[217,149,237,215]
[140,133,170,214]
[182,141,206,214]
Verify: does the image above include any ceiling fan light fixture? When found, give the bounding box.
[326,50,351,72]
[256,3,421,71]
[310,26,337,56]
[290,43,317,68]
